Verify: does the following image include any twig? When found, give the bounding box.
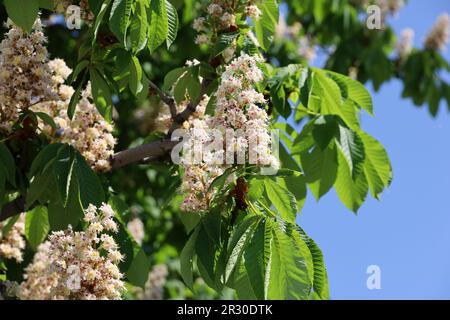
[148,79,178,118]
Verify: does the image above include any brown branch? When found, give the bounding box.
[111,139,179,170]
[0,196,25,223]
[148,79,178,118]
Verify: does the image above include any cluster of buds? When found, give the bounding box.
[0,19,56,133]
[425,13,450,51]
[0,215,26,263]
[127,217,145,245]
[178,53,278,212]
[193,0,262,47]
[32,59,116,172]
[18,204,125,300]
[135,264,169,300]
[396,28,415,60]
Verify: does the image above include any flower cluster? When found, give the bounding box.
[155,96,209,135]
[134,264,169,300]
[0,19,55,133]
[425,13,449,51]
[18,204,125,300]
[55,0,95,26]
[275,21,316,63]
[32,58,116,172]
[179,53,278,212]
[213,53,277,168]
[193,1,262,47]
[396,28,414,59]
[0,215,26,263]
[127,217,145,245]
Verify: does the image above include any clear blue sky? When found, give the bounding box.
[296,0,450,300]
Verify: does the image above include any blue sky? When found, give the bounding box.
[296,0,450,300]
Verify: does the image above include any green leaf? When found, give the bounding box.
[25,206,50,250]
[90,67,113,121]
[180,227,199,289]
[301,144,338,201]
[163,67,188,91]
[296,226,329,300]
[47,172,84,231]
[74,153,105,207]
[264,179,297,223]
[34,112,57,131]
[39,0,55,10]
[67,60,89,85]
[360,132,392,199]
[266,220,313,300]
[173,70,200,104]
[195,224,222,291]
[253,0,279,50]
[53,145,76,207]
[1,214,20,239]
[147,0,168,53]
[126,247,151,288]
[129,0,148,53]
[4,0,39,33]
[214,31,239,56]
[334,147,368,213]
[129,56,143,96]
[92,0,113,43]
[0,143,16,187]
[225,215,260,284]
[29,143,63,177]
[109,0,133,47]
[0,168,6,204]
[68,80,85,120]
[243,219,270,299]
[165,0,178,48]
[326,70,374,115]
[336,124,365,178]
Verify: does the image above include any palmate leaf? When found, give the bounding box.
[308,69,360,130]
[243,219,272,300]
[336,123,365,178]
[109,0,133,47]
[179,227,199,289]
[129,0,149,53]
[147,0,168,53]
[27,144,105,230]
[263,179,297,224]
[360,131,393,199]
[165,0,178,48]
[301,143,338,201]
[334,147,369,213]
[296,226,330,300]
[89,67,113,121]
[266,219,313,300]
[253,0,279,51]
[0,143,16,187]
[225,215,261,284]
[25,206,50,250]
[3,0,39,33]
[326,70,374,115]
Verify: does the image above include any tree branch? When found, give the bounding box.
[111,139,179,170]
[0,196,25,223]
[148,79,177,118]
